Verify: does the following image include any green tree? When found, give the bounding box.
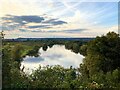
[79,44,87,56]
[82,32,120,75]
[72,43,79,53]
[11,44,23,65]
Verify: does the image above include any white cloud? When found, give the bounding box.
[0,0,46,17]
[1,1,118,38]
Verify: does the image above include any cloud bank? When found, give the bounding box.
[1,15,67,31]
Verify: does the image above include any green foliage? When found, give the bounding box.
[79,32,120,89]
[82,32,120,74]
[29,65,78,89]
[65,41,84,53]
[79,44,87,56]
[72,43,79,53]
[27,45,40,57]
[11,44,23,63]
[2,32,120,89]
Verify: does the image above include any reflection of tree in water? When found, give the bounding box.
[42,44,48,51]
[48,43,54,48]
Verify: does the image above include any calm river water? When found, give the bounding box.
[20,45,84,74]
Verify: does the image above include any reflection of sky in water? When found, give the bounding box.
[20,45,84,74]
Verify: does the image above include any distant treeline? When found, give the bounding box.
[4,38,94,42]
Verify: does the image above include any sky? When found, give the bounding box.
[0,0,119,39]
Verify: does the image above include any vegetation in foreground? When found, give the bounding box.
[1,32,120,89]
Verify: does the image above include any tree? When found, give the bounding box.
[11,44,23,66]
[82,32,120,75]
[79,44,87,56]
[72,43,79,53]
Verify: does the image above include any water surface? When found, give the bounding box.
[20,45,84,74]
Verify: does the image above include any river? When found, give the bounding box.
[20,45,84,74]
